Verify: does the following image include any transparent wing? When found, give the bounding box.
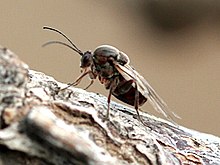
[114,61,180,122]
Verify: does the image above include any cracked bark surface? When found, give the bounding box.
[0,46,220,165]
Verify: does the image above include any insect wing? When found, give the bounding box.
[114,61,177,122]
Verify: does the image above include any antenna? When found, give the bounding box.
[43,26,83,56]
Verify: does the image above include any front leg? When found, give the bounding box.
[60,69,91,91]
[83,71,97,90]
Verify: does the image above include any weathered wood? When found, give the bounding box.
[0,46,219,165]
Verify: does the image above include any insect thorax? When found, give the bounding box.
[92,46,118,77]
[93,45,129,64]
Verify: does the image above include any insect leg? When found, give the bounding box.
[133,81,146,125]
[84,79,94,90]
[106,87,113,119]
[83,71,97,90]
[60,70,91,91]
[106,78,118,119]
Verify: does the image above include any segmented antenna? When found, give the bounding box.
[43,26,83,56]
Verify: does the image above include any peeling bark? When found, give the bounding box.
[0,46,220,165]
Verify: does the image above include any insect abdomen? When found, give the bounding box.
[113,86,147,106]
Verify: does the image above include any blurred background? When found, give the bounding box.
[0,1,219,136]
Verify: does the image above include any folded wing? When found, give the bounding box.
[114,60,179,122]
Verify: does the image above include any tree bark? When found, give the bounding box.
[0,46,219,165]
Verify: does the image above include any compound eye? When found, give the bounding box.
[81,51,92,68]
[83,53,90,63]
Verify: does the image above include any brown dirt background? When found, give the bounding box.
[0,1,219,136]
